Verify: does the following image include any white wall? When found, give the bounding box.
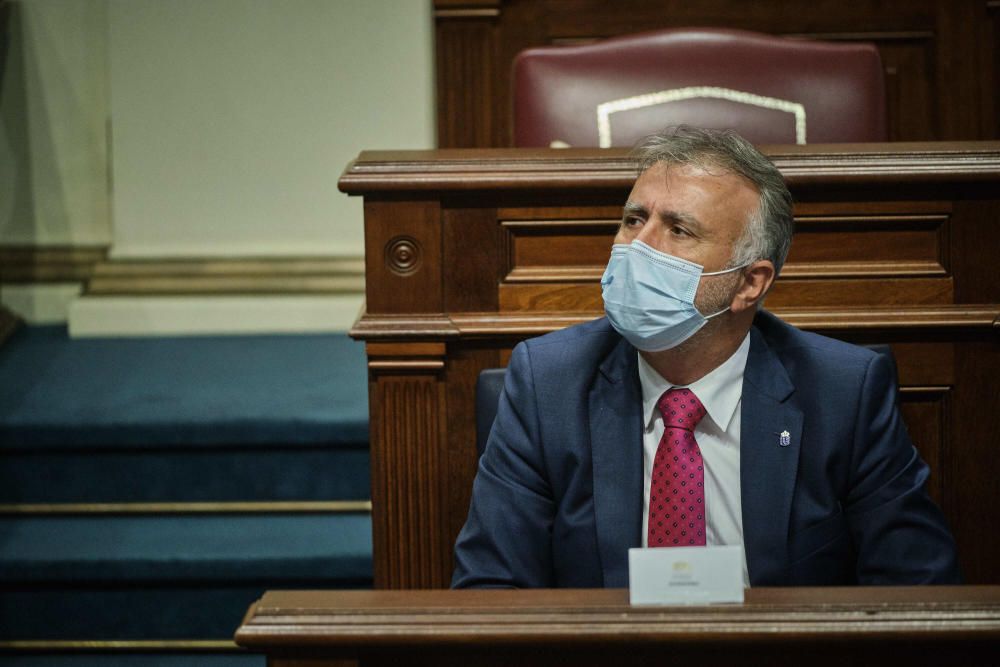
[0,0,111,246]
[2,0,436,332]
[105,0,435,259]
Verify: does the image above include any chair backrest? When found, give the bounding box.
[475,344,898,458]
[512,28,887,148]
[476,368,508,458]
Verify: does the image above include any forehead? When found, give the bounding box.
[628,161,759,235]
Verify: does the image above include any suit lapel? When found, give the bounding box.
[740,325,803,585]
[589,337,644,588]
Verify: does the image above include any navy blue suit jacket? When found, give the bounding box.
[452,312,960,587]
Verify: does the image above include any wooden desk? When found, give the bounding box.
[340,142,1000,589]
[236,587,1000,666]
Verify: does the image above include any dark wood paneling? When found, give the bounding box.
[444,344,501,560]
[879,37,938,141]
[989,1,1000,136]
[443,206,502,313]
[435,16,500,148]
[498,277,957,312]
[435,0,996,147]
[934,0,988,139]
[368,369,449,588]
[506,219,617,272]
[899,387,950,506]
[951,198,1000,304]
[950,340,1000,584]
[363,199,443,315]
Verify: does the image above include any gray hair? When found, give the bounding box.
[631,126,794,276]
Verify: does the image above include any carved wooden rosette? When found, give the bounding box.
[344,143,1000,589]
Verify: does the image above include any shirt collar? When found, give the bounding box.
[637,332,751,434]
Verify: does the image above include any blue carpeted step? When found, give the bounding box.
[0,655,263,667]
[0,326,369,448]
[0,584,373,640]
[0,326,371,504]
[0,446,369,503]
[0,514,372,583]
[0,326,375,647]
[0,513,373,640]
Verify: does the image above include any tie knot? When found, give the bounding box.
[657,388,706,430]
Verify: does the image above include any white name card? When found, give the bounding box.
[628,545,745,605]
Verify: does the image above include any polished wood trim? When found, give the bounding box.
[434,0,501,8]
[350,306,1000,340]
[368,360,446,371]
[506,261,950,283]
[367,342,447,357]
[554,31,940,46]
[783,261,945,279]
[0,245,108,283]
[505,266,606,282]
[784,30,936,41]
[85,256,364,295]
[900,385,953,394]
[435,8,500,18]
[236,587,1000,647]
[367,342,447,371]
[770,143,1000,182]
[338,144,1000,193]
[500,219,617,229]
[351,315,458,339]
[777,306,1000,330]
[0,501,372,515]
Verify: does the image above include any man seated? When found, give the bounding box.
[452,126,960,588]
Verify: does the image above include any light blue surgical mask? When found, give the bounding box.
[601,240,747,352]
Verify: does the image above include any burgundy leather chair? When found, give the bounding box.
[512,28,887,147]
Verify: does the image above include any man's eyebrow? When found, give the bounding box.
[622,201,647,220]
[622,202,705,234]
[660,209,705,234]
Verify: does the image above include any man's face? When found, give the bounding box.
[614,161,760,315]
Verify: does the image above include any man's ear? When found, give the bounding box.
[730,260,776,314]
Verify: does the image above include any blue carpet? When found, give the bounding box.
[0,656,263,667]
[0,327,369,448]
[0,514,372,582]
[0,448,370,503]
[0,326,374,651]
[0,585,372,640]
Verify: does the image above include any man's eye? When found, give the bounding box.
[624,216,643,228]
[670,225,690,237]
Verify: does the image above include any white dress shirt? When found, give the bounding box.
[638,333,751,586]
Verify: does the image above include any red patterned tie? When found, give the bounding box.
[648,388,708,548]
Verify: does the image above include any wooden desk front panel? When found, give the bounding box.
[344,145,1000,589]
[236,587,1000,667]
[497,198,956,311]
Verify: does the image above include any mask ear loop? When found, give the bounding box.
[701,263,751,319]
[701,261,750,276]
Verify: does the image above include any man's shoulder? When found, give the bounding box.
[516,316,624,374]
[753,309,879,374]
[525,316,617,348]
